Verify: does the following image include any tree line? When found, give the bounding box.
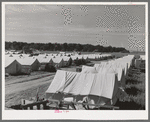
[5,41,129,53]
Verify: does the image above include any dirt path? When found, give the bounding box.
[5,72,55,86]
[5,74,55,108]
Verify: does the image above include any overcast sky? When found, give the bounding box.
[5,4,145,51]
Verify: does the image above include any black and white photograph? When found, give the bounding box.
[2,2,148,120]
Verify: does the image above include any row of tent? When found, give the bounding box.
[5,50,21,55]
[5,56,40,75]
[37,53,112,61]
[5,53,112,75]
[45,55,135,107]
[5,55,68,75]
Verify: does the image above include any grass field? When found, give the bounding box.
[115,66,145,110]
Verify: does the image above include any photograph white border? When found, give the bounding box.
[2,2,148,120]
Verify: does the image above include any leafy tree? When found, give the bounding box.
[5,41,129,53]
[48,43,54,51]
[68,43,76,51]
[62,43,68,51]
[83,44,89,52]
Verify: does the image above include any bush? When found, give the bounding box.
[73,59,86,66]
[73,59,80,66]
[81,59,86,65]
[45,64,56,72]
[121,50,130,53]
[68,58,72,66]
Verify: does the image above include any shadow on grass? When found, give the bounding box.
[115,100,145,110]
[140,69,145,73]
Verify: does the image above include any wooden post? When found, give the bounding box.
[37,104,40,110]
[43,103,47,109]
[30,105,33,110]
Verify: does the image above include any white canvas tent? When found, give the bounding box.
[94,61,126,87]
[88,72,119,105]
[59,52,66,55]
[5,58,22,75]
[70,56,78,61]
[31,58,41,71]
[46,69,119,105]
[82,55,89,62]
[62,56,71,67]
[52,57,64,68]
[36,56,54,70]
[76,55,83,60]
[45,70,79,99]
[16,57,40,71]
[88,54,97,61]
[14,57,39,74]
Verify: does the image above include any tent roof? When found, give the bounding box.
[46,70,118,99]
[89,72,118,99]
[62,56,71,61]
[45,54,134,99]
[16,57,37,65]
[36,56,53,63]
[71,56,78,60]
[52,57,63,63]
[45,70,79,93]
[63,73,94,95]
[5,58,16,68]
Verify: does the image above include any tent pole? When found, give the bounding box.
[86,95,90,109]
[74,95,77,102]
[97,96,101,104]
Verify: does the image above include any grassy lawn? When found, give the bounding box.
[115,66,145,110]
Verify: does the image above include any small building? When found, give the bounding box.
[16,57,40,74]
[5,58,22,75]
[62,56,72,67]
[52,57,64,68]
[59,51,66,55]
